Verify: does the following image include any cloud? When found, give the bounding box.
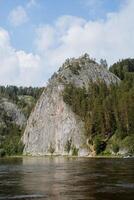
[35,25,56,52]
[35,0,134,71]
[35,15,87,73]
[0,28,43,86]
[8,6,29,26]
[27,0,38,8]
[1,0,134,86]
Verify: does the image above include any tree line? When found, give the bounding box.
[0,86,44,157]
[0,86,44,102]
[63,59,134,155]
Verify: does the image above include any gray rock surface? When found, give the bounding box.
[0,98,26,127]
[23,54,120,156]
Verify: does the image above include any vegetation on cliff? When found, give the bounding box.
[0,86,43,156]
[0,57,134,157]
[63,59,134,156]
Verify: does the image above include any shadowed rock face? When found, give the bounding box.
[22,55,120,156]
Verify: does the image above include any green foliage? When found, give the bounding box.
[94,135,106,155]
[100,59,108,69]
[71,145,79,156]
[68,63,81,75]
[0,123,24,156]
[17,96,36,118]
[0,86,43,101]
[64,138,72,154]
[64,139,79,156]
[63,81,117,139]
[0,86,44,120]
[100,150,111,156]
[109,58,134,80]
[0,85,44,156]
[112,143,120,154]
[62,58,134,155]
[121,135,134,154]
[0,149,6,157]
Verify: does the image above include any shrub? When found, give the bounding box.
[71,145,79,156]
[48,143,55,154]
[122,135,134,154]
[112,143,120,153]
[64,138,72,154]
[94,135,106,155]
[68,63,81,75]
[0,149,6,157]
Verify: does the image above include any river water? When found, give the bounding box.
[0,157,134,200]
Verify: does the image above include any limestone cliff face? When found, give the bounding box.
[23,54,120,156]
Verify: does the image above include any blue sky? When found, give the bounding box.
[0,0,133,86]
[0,0,123,51]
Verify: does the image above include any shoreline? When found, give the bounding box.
[0,154,132,159]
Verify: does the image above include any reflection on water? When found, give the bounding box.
[0,157,134,200]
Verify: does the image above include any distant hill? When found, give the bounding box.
[0,86,43,156]
[109,58,134,80]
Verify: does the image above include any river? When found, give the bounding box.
[0,157,134,200]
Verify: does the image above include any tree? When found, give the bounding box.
[100,59,108,69]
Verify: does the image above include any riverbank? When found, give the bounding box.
[0,154,133,159]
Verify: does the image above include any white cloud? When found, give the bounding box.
[16,51,42,86]
[35,0,134,71]
[35,16,86,54]
[1,0,134,86]
[8,6,29,26]
[0,28,10,47]
[0,28,43,86]
[35,25,56,52]
[16,51,40,69]
[0,28,19,83]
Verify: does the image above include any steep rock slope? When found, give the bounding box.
[23,54,120,156]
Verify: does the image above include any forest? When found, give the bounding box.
[63,59,134,155]
[0,86,43,156]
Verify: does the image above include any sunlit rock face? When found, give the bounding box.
[22,54,120,156]
[0,98,26,127]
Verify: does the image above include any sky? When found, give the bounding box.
[0,0,134,86]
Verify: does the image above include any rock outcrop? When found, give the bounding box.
[0,98,26,127]
[22,54,120,156]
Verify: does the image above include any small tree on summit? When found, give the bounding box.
[100,59,108,69]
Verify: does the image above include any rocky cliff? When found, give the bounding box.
[23,54,120,156]
[0,98,26,127]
